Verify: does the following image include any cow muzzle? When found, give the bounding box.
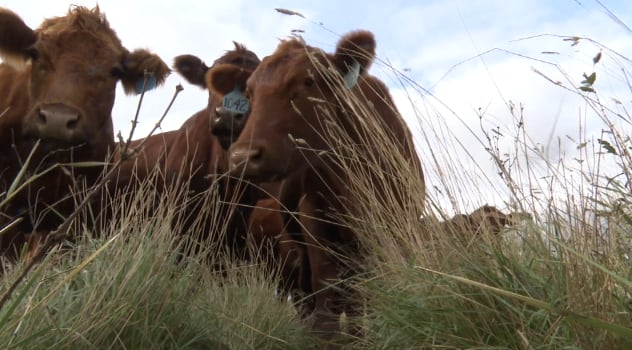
[23,103,85,143]
[229,144,265,179]
[211,106,247,150]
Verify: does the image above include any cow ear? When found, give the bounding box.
[173,54,209,89]
[0,8,38,70]
[333,30,376,89]
[207,63,251,95]
[120,49,171,95]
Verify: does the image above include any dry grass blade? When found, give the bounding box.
[33,233,120,309]
[4,140,39,201]
[125,83,184,159]
[275,8,305,18]
[415,265,632,339]
[0,217,22,237]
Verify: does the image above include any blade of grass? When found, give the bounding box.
[415,265,632,338]
[552,238,632,290]
[5,140,39,199]
[33,233,120,309]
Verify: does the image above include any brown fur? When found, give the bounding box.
[247,196,310,305]
[445,205,531,236]
[0,6,169,266]
[111,44,262,258]
[115,44,307,296]
[219,30,425,337]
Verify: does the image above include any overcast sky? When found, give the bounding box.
[3,1,632,212]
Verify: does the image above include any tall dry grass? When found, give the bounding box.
[310,34,632,349]
[2,14,632,350]
[0,166,312,349]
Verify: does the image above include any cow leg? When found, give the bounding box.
[298,194,345,344]
[220,178,252,260]
[278,175,316,318]
[275,232,314,318]
[304,242,342,338]
[339,250,364,338]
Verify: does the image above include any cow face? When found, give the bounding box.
[0,7,170,149]
[221,31,376,181]
[206,63,257,150]
[174,43,259,150]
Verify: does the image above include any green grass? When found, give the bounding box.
[0,182,311,349]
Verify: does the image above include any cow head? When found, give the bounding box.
[174,42,259,150]
[0,6,170,150]
[218,31,376,181]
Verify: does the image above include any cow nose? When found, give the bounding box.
[213,107,248,150]
[33,103,82,140]
[229,144,263,177]
[212,106,246,133]
[211,106,229,133]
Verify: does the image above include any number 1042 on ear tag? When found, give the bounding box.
[223,88,250,114]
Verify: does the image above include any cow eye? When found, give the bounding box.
[110,66,124,78]
[304,77,315,87]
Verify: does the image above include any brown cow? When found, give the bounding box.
[171,46,309,298]
[444,205,531,236]
[175,48,310,298]
[244,184,313,315]
[210,31,425,337]
[247,199,306,288]
[0,6,170,264]
[111,43,262,259]
[177,47,312,301]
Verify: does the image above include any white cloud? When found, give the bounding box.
[3,0,632,212]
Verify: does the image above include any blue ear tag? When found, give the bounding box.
[222,87,250,114]
[343,60,361,89]
[135,75,158,94]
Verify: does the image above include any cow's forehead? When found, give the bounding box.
[43,29,117,49]
[214,48,260,71]
[33,32,123,70]
[251,45,325,89]
[34,7,124,59]
[37,6,119,41]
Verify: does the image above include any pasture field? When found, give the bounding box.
[1,35,632,350]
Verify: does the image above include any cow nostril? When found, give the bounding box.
[231,147,263,165]
[66,117,79,129]
[250,148,262,160]
[230,145,266,176]
[38,110,47,124]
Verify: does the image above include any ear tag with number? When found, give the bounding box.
[343,60,361,89]
[222,87,250,114]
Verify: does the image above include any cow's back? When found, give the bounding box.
[351,75,424,211]
[164,109,221,191]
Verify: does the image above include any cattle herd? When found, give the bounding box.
[0,6,523,340]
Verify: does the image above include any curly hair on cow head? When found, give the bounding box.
[37,6,123,49]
